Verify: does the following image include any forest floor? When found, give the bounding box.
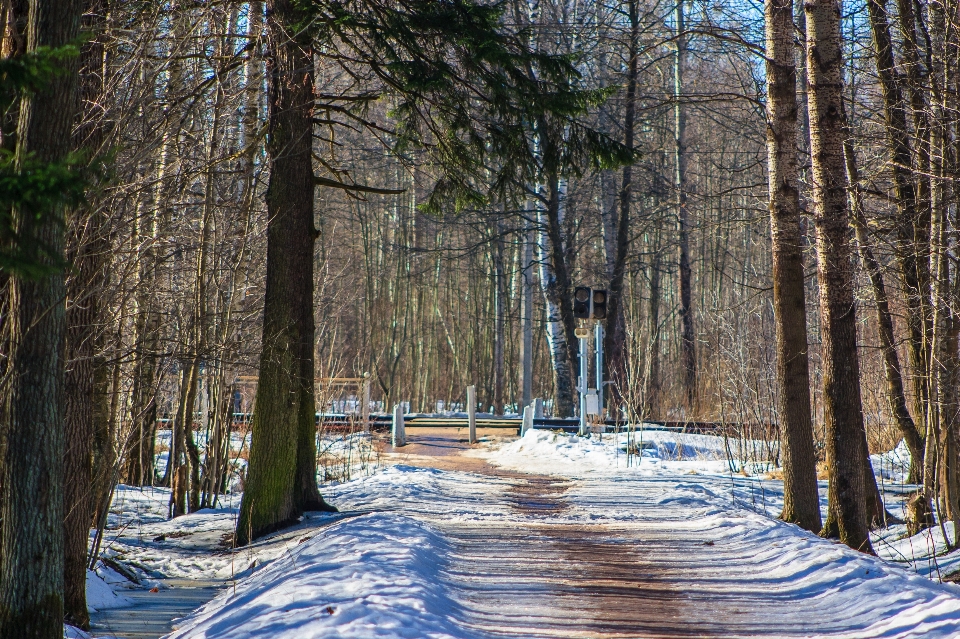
[82,427,960,639]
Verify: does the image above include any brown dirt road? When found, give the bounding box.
[381,429,727,638]
[377,428,959,639]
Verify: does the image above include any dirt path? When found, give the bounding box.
[381,428,960,638]
[383,429,713,638]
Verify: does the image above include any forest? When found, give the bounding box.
[1,0,960,634]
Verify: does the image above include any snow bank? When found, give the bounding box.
[486,427,761,475]
[871,439,913,484]
[168,513,471,639]
[85,569,132,612]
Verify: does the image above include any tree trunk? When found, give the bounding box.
[537,172,575,417]
[603,0,638,414]
[62,196,106,630]
[844,139,924,485]
[168,363,197,516]
[765,0,822,533]
[0,0,82,636]
[926,0,955,541]
[61,0,111,625]
[645,241,663,417]
[520,210,534,410]
[803,0,872,553]
[675,0,697,411]
[862,0,925,485]
[892,0,932,436]
[236,0,332,545]
[491,221,506,414]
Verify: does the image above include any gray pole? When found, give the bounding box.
[595,322,604,414]
[521,212,534,409]
[467,384,477,443]
[392,403,406,447]
[579,333,589,436]
[362,372,371,433]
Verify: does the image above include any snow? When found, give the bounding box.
[153,436,960,638]
[480,428,960,575]
[96,485,344,581]
[86,569,132,612]
[872,439,913,483]
[168,514,468,639]
[488,427,745,474]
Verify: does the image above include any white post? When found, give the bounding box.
[579,332,589,436]
[521,404,534,436]
[392,403,406,447]
[467,384,477,443]
[362,372,371,433]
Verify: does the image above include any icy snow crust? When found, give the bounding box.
[152,433,960,639]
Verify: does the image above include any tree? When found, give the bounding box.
[602,0,639,409]
[803,0,871,552]
[674,0,696,411]
[764,0,821,532]
[862,0,924,485]
[235,0,335,545]
[236,0,631,543]
[0,0,84,636]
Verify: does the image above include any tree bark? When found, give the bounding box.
[841,113,900,529]
[845,151,923,485]
[892,0,932,435]
[645,241,663,417]
[803,0,872,552]
[765,0,822,533]
[675,0,697,411]
[537,171,575,417]
[236,0,332,545]
[61,0,111,625]
[862,0,925,485]
[0,0,82,636]
[603,0,638,414]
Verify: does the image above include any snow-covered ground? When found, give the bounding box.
[82,428,960,638]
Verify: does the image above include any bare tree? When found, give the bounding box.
[764,0,820,532]
[803,0,871,552]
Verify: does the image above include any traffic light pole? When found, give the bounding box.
[579,330,589,436]
[595,322,603,415]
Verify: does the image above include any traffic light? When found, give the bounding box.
[591,289,607,320]
[573,286,591,318]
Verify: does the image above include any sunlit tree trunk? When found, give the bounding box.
[804,0,872,552]
[765,0,821,532]
[537,171,575,417]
